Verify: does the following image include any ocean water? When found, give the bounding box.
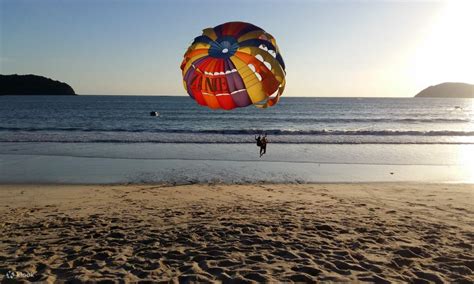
[1,96,473,144]
[1,95,473,183]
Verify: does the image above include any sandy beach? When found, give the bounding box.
[0,183,472,282]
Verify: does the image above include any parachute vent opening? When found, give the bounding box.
[264,61,272,71]
[259,44,277,58]
[222,48,228,53]
[247,63,263,81]
[268,89,279,99]
[255,54,272,71]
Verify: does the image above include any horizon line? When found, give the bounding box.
[77,94,422,98]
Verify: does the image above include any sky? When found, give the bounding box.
[1,0,473,97]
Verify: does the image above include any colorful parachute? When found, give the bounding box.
[180,22,286,110]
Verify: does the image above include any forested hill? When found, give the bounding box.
[0,74,76,96]
[415,82,473,98]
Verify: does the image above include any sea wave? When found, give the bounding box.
[0,140,473,144]
[160,116,473,124]
[1,133,473,144]
[1,127,473,136]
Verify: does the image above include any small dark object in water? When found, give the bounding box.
[150,111,160,117]
[390,172,394,175]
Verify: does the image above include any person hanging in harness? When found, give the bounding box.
[255,134,268,157]
[260,134,268,157]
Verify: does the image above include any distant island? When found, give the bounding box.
[0,74,76,96]
[415,82,473,98]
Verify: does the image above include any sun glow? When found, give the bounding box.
[456,145,474,183]
[409,1,474,90]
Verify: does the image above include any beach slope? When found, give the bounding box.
[0,183,472,282]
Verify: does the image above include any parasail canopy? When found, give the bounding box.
[180,21,286,110]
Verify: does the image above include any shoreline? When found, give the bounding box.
[1,154,472,184]
[1,183,472,282]
[1,181,473,186]
[2,142,474,184]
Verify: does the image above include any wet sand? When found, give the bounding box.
[0,183,473,282]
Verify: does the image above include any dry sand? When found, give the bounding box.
[0,183,472,283]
